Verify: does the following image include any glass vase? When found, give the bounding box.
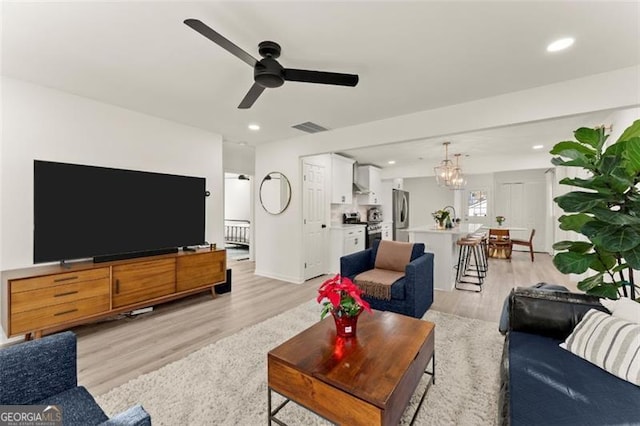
[331,309,362,338]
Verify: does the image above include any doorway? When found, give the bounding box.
[302,159,327,280]
[224,173,253,260]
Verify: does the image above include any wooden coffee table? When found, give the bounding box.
[267,310,435,425]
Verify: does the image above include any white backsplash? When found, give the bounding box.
[331,202,386,224]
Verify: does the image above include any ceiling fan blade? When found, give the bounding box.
[238,83,266,109]
[184,19,258,68]
[283,69,359,87]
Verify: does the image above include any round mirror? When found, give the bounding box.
[259,172,292,215]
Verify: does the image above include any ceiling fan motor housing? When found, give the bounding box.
[254,57,285,88]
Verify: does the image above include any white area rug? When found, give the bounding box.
[97,301,503,425]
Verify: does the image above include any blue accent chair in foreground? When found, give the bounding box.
[0,331,151,426]
[341,239,434,318]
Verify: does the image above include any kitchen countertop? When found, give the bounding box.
[330,223,366,230]
[406,223,484,234]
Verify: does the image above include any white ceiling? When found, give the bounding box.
[2,1,639,158]
[340,110,616,170]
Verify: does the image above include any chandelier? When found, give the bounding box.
[434,142,466,189]
[449,154,466,190]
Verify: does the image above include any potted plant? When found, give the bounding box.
[317,274,372,337]
[432,209,450,229]
[496,215,506,226]
[550,119,640,300]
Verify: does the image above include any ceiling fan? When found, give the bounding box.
[184,19,359,109]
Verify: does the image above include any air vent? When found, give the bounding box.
[292,121,329,134]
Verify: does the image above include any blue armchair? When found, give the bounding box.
[0,331,151,426]
[341,240,434,318]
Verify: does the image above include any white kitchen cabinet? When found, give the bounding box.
[357,165,382,205]
[329,225,365,273]
[381,222,393,241]
[331,154,354,204]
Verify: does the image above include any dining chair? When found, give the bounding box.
[488,228,511,259]
[511,229,536,261]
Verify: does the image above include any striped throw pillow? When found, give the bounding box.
[561,309,640,386]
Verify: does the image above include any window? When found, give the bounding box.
[468,190,487,217]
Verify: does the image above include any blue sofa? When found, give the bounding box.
[500,288,640,425]
[0,331,151,426]
[340,240,434,318]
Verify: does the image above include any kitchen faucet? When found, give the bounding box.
[443,205,456,222]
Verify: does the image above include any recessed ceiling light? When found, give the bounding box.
[547,37,574,52]
[388,160,396,165]
[532,144,544,150]
[248,123,260,131]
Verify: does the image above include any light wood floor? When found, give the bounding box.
[74,251,576,396]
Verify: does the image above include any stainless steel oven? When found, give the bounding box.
[366,223,382,248]
[343,213,382,249]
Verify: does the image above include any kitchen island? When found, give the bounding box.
[407,223,484,291]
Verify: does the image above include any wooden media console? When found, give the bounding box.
[1,248,226,339]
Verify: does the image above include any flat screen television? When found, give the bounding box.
[34,160,206,263]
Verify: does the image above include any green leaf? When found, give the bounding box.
[320,302,331,320]
[591,207,640,225]
[585,283,620,299]
[577,273,604,291]
[574,127,603,149]
[612,263,630,273]
[603,140,627,157]
[591,225,640,252]
[553,252,593,274]
[551,156,597,170]
[589,253,617,272]
[622,137,640,174]
[622,244,640,269]
[617,119,640,142]
[558,214,593,232]
[550,141,597,159]
[581,220,609,239]
[558,177,613,194]
[552,240,593,252]
[555,192,609,213]
[609,166,635,191]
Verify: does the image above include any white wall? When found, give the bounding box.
[403,178,454,228]
[223,143,255,175]
[1,77,224,271]
[224,175,251,221]
[254,67,639,283]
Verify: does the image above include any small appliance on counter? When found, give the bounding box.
[342,212,361,224]
[367,207,382,223]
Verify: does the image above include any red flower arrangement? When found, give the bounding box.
[317,274,372,319]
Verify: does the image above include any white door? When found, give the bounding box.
[303,161,326,280]
[496,182,546,252]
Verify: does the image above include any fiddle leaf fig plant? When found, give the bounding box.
[551,119,640,300]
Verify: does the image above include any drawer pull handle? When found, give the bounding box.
[115,279,120,294]
[54,291,78,298]
[54,276,78,283]
[54,308,78,316]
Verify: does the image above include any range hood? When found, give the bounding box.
[352,162,371,195]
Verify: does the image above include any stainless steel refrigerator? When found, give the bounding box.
[392,189,410,241]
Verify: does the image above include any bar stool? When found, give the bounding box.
[455,237,485,292]
[469,231,489,276]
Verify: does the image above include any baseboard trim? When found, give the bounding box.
[254,269,304,284]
